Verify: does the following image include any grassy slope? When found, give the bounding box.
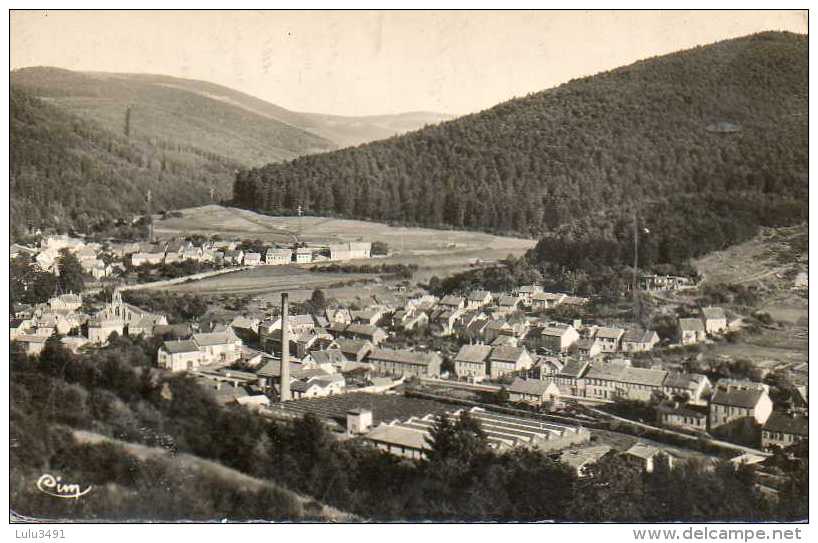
[11,67,336,167]
[11,67,453,157]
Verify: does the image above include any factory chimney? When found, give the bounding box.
[279,293,291,402]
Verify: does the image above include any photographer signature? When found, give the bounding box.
[36,474,92,500]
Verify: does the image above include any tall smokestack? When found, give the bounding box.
[279,293,291,402]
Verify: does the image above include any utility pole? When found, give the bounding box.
[146,190,154,243]
[633,210,640,324]
[124,106,132,138]
[279,293,291,402]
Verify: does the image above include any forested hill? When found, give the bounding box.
[11,67,336,167]
[10,88,232,236]
[233,32,807,268]
[10,68,452,155]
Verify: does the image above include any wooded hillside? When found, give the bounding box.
[234,32,807,269]
[10,88,240,237]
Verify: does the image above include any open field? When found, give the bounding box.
[693,223,808,365]
[155,205,535,281]
[156,264,374,300]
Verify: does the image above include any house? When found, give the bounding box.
[402,311,429,331]
[515,285,544,306]
[291,373,346,399]
[623,444,675,473]
[438,295,465,311]
[582,364,668,402]
[430,309,462,337]
[540,322,580,353]
[295,247,312,264]
[761,412,809,451]
[157,340,208,372]
[48,293,83,312]
[342,323,388,345]
[701,307,728,334]
[367,348,442,378]
[508,378,560,405]
[530,292,566,311]
[9,318,33,338]
[12,334,48,356]
[488,346,534,378]
[453,344,492,381]
[466,290,493,310]
[529,356,564,379]
[482,319,512,344]
[243,252,262,266]
[181,247,204,261]
[595,327,625,353]
[332,338,374,362]
[709,381,773,433]
[308,349,350,372]
[329,242,371,261]
[622,330,661,352]
[87,317,125,345]
[266,248,293,265]
[663,373,711,405]
[326,308,353,325]
[192,330,243,364]
[90,260,113,279]
[553,359,590,397]
[223,250,245,265]
[575,338,602,359]
[128,316,159,337]
[496,294,521,314]
[678,318,706,345]
[559,445,613,477]
[656,404,708,432]
[351,307,385,326]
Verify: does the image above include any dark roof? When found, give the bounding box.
[439,295,464,306]
[467,290,491,301]
[334,338,372,355]
[711,388,766,409]
[559,360,589,379]
[454,344,492,363]
[623,330,659,344]
[367,349,440,366]
[509,378,554,396]
[656,404,707,419]
[664,372,708,390]
[162,340,199,354]
[489,346,527,363]
[763,412,809,436]
[310,349,349,365]
[678,318,705,332]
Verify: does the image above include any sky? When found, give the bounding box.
[10,10,808,117]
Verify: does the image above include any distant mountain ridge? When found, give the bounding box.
[11,67,453,159]
[9,67,451,236]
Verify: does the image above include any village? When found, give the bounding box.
[9,228,809,487]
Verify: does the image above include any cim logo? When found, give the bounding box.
[36,474,92,500]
